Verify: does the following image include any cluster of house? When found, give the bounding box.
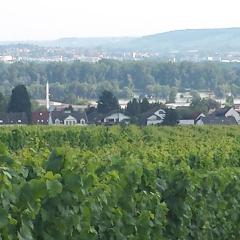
[0,106,239,126]
[178,107,240,125]
[0,107,166,126]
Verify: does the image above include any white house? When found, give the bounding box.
[49,111,88,126]
[196,116,237,125]
[224,108,240,123]
[178,119,195,125]
[195,107,240,125]
[210,107,240,124]
[103,112,130,124]
[178,113,206,125]
[140,108,166,125]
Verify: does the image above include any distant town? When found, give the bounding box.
[2,28,240,63]
[1,43,240,63]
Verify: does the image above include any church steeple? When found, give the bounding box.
[46,81,50,111]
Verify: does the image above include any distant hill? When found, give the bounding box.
[34,37,135,49]
[38,28,240,53]
[1,28,240,54]
[127,28,240,53]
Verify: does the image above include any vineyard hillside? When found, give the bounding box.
[0,126,240,239]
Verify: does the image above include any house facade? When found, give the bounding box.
[178,113,206,125]
[103,112,130,124]
[196,115,237,125]
[49,111,88,126]
[178,119,195,125]
[87,110,130,125]
[224,107,240,123]
[201,107,240,125]
[140,108,166,125]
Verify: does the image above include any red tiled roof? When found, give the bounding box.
[32,111,49,124]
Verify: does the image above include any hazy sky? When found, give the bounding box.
[0,0,240,40]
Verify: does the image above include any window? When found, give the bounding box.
[65,120,76,125]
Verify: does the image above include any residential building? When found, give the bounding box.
[87,110,130,125]
[32,111,49,125]
[209,107,240,124]
[178,112,205,125]
[196,116,237,125]
[49,110,88,126]
[139,107,166,125]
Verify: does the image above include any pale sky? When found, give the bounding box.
[0,0,240,41]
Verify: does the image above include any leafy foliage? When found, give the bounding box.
[0,126,239,239]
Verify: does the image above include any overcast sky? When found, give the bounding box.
[0,0,239,41]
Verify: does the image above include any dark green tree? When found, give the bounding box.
[163,109,178,125]
[190,98,220,114]
[168,88,177,103]
[140,98,150,113]
[126,98,140,116]
[205,98,220,111]
[190,90,201,104]
[0,92,6,112]
[97,90,120,114]
[225,94,234,107]
[7,85,32,123]
[63,105,74,112]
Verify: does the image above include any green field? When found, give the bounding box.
[0,126,240,239]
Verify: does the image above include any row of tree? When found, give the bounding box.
[1,60,240,102]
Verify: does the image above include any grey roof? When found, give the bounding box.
[86,111,105,124]
[211,107,232,116]
[50,111,88,124]
[0,112,28,125]
[201,116,237,125]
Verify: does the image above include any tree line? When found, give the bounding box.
[0,60,240,103]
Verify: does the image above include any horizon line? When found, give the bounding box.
[0,26,240,43]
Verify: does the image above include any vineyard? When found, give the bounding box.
[0,125,240,239]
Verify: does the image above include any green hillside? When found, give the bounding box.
[2,28,240,54]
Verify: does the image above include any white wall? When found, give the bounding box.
[104,113,130,123]
[195,118,204,125]
[146,109,166,125]
[225,108,240,124]
[178,119,195,125]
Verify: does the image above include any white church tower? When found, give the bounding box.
[46,81,50,111]
[46,81,53,125]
